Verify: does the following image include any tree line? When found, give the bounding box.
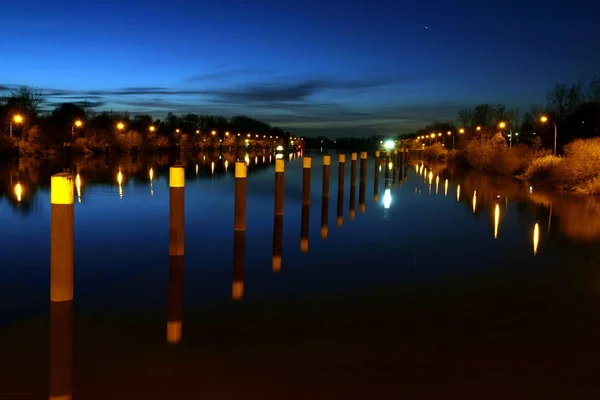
[0,86,299,156]
[410,75,600,152]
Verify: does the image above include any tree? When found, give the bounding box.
[547,84,568,120]
[588,74,600,103]
[8,86,44,115]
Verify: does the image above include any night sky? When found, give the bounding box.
[2,0,600,137]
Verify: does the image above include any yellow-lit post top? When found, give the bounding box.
[375,150,380,157]
[360,152,367,159]
[169,166,185,188]
[275,159,285,172]
[303,157,312,168]
[272,256,282,272]
[323,155,331,166]
[51,173,74,205]
[351,153,357,161]
[235,161,247,178]
[339,154,346,163]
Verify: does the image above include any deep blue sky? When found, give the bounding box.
[2,0,600,137]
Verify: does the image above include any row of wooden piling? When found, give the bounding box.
[47,148,411,399]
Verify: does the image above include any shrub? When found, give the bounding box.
[520,155,562,180]
[423,143,448,161]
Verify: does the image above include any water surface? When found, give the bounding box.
[1,151,600,398]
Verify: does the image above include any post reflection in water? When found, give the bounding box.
[272,215,283,272]
[533,223,540,255]
[494,204,500,239]
[435,175,439,195]
[232,230,245,300]
[349,153,357,220]
[444,179,448,197]
[473,191,477,213]
[167,255,184,344]
[457,185,461,202]
[211,161,215,175]
[49,300,73,400]
[337,154,345,227]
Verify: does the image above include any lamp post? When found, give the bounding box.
[149,125,156,133]
[499,122,512,148]
[10,114,23,137]
[540,116,558,156]
[72,120,83,141]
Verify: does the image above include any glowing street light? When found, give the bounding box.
[196,129,200,134]
[225,131,230,136]
[476,126,481,132]
[149,126,156,132]
[72,119,83,140]
[498,122,512,148]
[459,128,465,134]
[175,128,180,133]
[540,115,558,156]
[10,114,23,137]
[384,140,395,150]
[117,122,125,131]
[212,130,216,136]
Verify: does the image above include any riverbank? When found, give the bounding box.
[420,135,600,195]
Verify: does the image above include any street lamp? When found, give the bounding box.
[72,120,83,140]
[498,122,512,148]
[225,131,230,136]
[149,125,156,132]
[459,128,465,134]
[117,122,125,131]
[175,128,180,133]
[10,114,23,137]
[476,126,481,132]
[540,115,558,156]
[211,130,216,136]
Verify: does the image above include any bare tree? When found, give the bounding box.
[587,74,600,102]
[546,84,568,119]
[9,86,44,115]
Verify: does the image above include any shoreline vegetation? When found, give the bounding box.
[408,75,600,195]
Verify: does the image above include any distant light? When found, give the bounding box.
[225,131,230,136]
[276,145,284,151]
[459,128,465,134]
[212,131,216,135]
[540,116,548,123]
[196,130,200,134]
[13,115,23,123]
[384,140,395,150]
[176,128,180,133]
[74,120,83,127]
[117,122,125,130]
[149,126,156,132]
[494,204,500,239]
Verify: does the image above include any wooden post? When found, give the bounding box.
[49,300,73,400]
[234,162,247,231]
[359,152,367,213]
[302,156,311,206]
[322,155,330,198]
[374,151,380,203]
[384,156,390,190]
[274,159,284,216]
[233,162,247,299]
[51,173,74,302]
[392,150,397,189]
[301,204,309,253]
[169,166,185,257]
[167,255,184,344]
[337,154,345,227]
[349,153,357,220]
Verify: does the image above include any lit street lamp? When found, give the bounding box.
[499,122,512,148]
[117,122,125,131]
[72,120,83,140]
[149,125,156,132]
[10,114,23,137]
[540,115,558,156]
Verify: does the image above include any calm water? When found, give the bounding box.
[2,151,600,398]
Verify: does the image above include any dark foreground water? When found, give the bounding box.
[1,150,600,398]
